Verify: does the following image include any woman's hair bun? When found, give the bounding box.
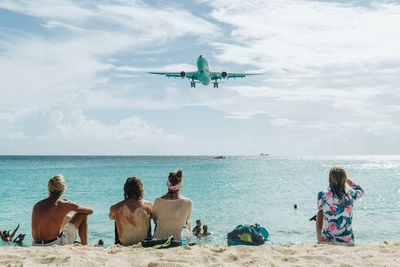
[169,168,183,186]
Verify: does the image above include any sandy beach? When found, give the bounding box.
[1,241,399,267]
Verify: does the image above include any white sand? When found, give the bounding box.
[1,241,399,267]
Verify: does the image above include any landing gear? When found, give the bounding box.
[213,82,219,88]
[191,81,196,88]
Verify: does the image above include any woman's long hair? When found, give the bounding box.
[329,167,348,205]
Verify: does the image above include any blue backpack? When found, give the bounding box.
[227,224,269,246]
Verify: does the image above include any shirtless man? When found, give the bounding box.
[109,177,153,246]
[32,174,93,246]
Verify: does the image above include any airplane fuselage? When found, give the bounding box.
[197,55,211,85]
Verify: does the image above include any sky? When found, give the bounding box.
[0,0,400,155]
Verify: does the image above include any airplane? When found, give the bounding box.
[148,55,261,88]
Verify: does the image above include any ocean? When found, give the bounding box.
[0,155,399,246]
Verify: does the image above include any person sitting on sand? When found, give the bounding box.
[31,174,93,246]
[0,223,20,242]
[153,168,192,241]
[201,225,212,237]
[192,219,202,238]
[316,167,364,243]
[109,177,153,245]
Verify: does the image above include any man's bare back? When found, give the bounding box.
[110,199,153,245]
[109,176,153,246]
[32,174,93,245]
[32,197,91,242]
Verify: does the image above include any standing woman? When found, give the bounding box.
[316,167,364,243]
[153,168,192,241]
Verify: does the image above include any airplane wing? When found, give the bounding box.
[210,72,262,80]
[148,72,199,80]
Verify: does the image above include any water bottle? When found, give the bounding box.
[180,225,190,246]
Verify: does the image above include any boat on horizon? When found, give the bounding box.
[214,156,225,159]
[260,153,269,156]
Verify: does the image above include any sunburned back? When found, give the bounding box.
[32,198,71,242]
[114,199,152,246]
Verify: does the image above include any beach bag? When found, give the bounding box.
[141,236,181,249]
[227,223,269,246]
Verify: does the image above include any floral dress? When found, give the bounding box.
[317,182,364,243]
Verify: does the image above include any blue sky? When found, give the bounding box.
[1,0,400,155]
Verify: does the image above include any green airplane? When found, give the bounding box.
[149,55,261,88]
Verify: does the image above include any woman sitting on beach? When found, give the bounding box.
[153,168,192,241]
[316,167,364,243]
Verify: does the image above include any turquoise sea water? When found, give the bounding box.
[0,155,399,246]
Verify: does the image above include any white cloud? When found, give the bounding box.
[0,0,220,114]
[0,108,182,154]
[97,3,220,41]
[179,0,400,154]
[0,0,96,22]
[52,110,178,141]
[0,0,223,154]
[1,0,400,154]
[113,63,197,73]
[0,0,220,39]
[270,118,298,127]
[42,21,85,32]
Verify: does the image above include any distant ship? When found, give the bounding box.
[214,156,225,159]
[260,153,269,156]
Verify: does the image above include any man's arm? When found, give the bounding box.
[316,209,323,243]
[64,200,93,214]
[10,223,20,238]
[75,205,93,214]
[0,230,3,240]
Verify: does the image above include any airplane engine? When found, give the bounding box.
[180,71,186,78]
[221,71,228,78]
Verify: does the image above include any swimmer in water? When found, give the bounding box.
[201,225,212,237]
[13,233,25,245]
[0,223,20,242]
[193,226,201,238]
[192,219,202,238]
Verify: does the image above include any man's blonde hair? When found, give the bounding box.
[48,174,66,197]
